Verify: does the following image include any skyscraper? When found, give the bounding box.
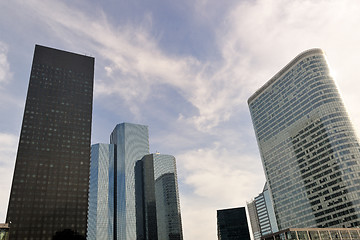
[248,49,360,230]
[153,154,183,240]
[110,123,150,240]
[87,144,115,240]
[217,207,251,240]
[135,154,183,240]
[247,183,278,240]
[247,200,261,240]
[88,124,183,240]
[6,45,94,239]
[135,155,158,240]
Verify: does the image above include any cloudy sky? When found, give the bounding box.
[1,0,360,239]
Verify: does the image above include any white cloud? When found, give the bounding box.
[3,1,360,239]
[0,42,12,85]
[177,144,264,239]
[0,133,17,222]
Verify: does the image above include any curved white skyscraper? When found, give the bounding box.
[248,49,360,229]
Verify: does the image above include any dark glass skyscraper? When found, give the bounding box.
[6,45,94,239]
[217,207,251,240]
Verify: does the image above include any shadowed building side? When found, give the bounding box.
[217,207,251,240]
[6,45,94,239]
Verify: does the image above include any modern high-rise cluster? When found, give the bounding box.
[5,43,360,240]
[5,45,183,240]
[247,49,360,238]
[87,123,183,240]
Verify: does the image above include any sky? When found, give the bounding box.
[1,0,360,239]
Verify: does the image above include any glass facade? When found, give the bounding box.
[262,227,360,240]
[248,49,360,229]
[87,144,115,240]
[255,183,279,236]
[248,183,279,240]
[217,207,251,240]
[135,154,183,240]
[110,123,149,240]
[6,45,94,239]
[135,156,158,240]
[153,154,183,240]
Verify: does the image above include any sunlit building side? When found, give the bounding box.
[87,144,115,240]
[248,49,360,229]
[110,123,150,240]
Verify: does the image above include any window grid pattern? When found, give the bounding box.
[153,154,183,240]
[110,123,149,240]
[248,50,360,230]
[87,144,114,240]
[6,45,94,240]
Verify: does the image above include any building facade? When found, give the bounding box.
[254,183,278,237]
[110,123,150,240]
[88,124,183,240]
[6,45,94,239]
[87,144,115,240]
[248,185,279,240]
[135,153,184,240]
[135,155,158,240]
[248,49,360,230]
[217,207,251,240]
[247,200,261,240]
[262,227,360,240]
[153,154,183,240]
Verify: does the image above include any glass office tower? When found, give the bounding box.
[255,184,278,236]
[135,154,183,240]
[87,144,115,240]
[6,45,94,239]
[247,183,278,240]
[110,123,149,240]
[135,156,158,240]
[153,154,183,240]
[248,49,360,230]
[217,207,251,240]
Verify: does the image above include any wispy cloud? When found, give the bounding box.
[2,0,360,239]
[0,41,12,85]
[0,133,17,221]
[178,144,264,239]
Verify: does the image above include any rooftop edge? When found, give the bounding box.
[247,48,325,104]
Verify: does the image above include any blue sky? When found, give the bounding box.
[1,0,360,239]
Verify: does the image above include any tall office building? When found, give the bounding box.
[135,155,158,240]
[110,123,150,240]
[247,183,278,240]
[6,45,94,239]
[135,154,183,240]
[153,154,183,240]
[248,49,360,230]
[217,207,251,240]
[87,144,115,240]
[254,183,278,235]
[88,124,183,240]
[247,200,261,240]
